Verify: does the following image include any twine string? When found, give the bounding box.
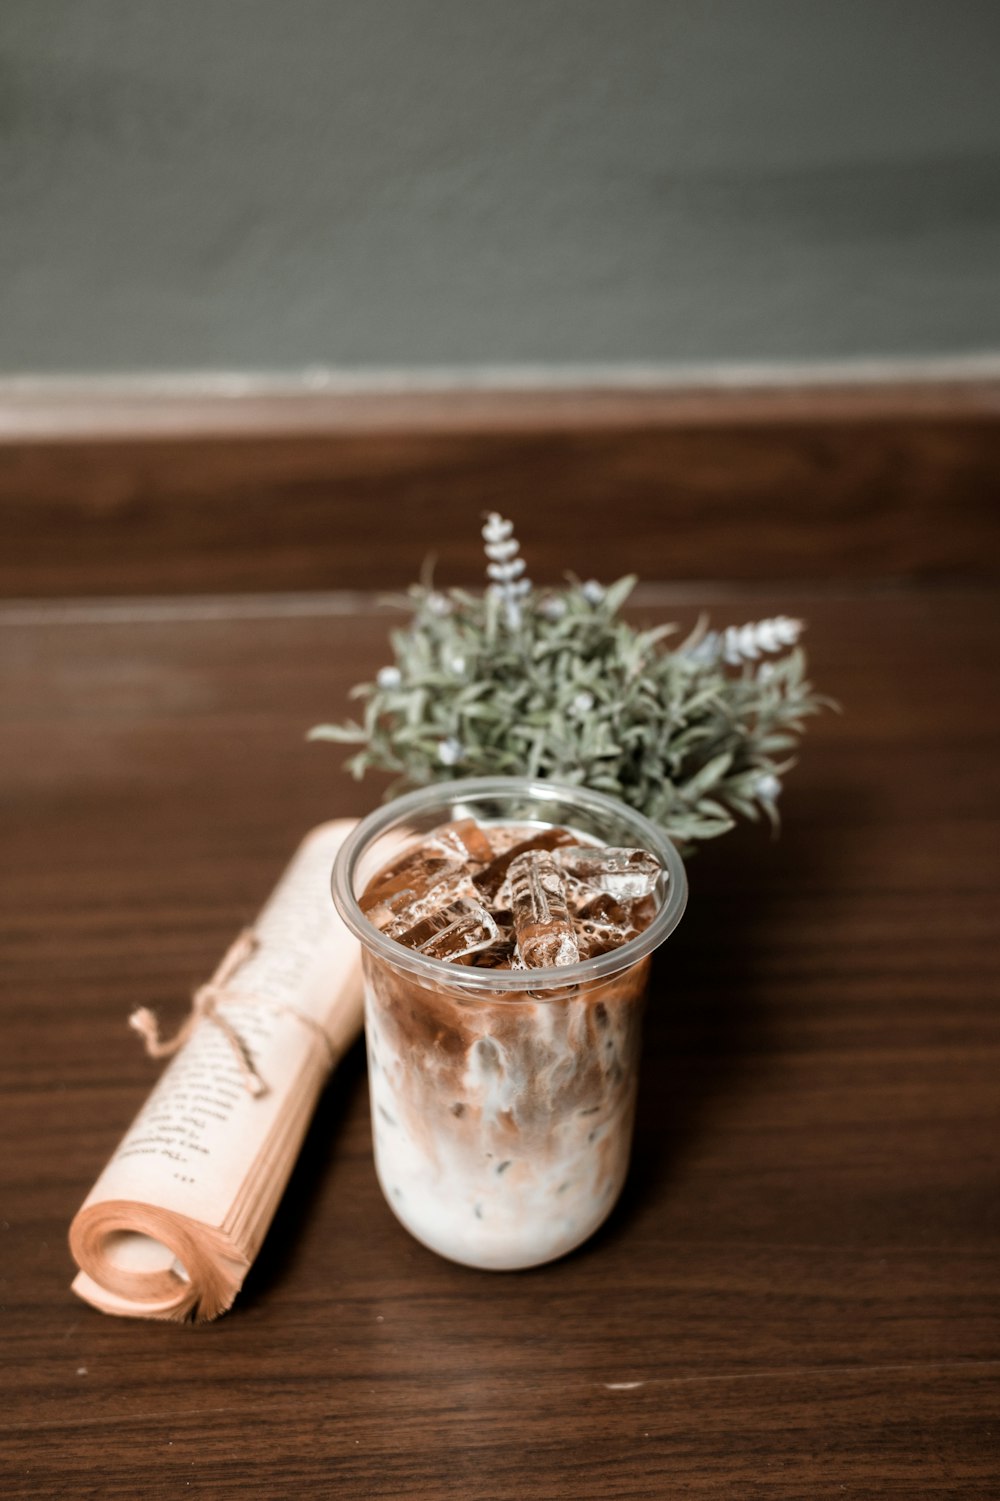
[129,928,337,1098]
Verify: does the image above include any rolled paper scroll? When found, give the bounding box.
[69,820,363,1322]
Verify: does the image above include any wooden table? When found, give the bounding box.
[2,587,998,1498]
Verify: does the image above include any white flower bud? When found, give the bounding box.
[720,616,803,666]
[487,557,526,583]
[484,537,519,564]
[571,691,595,715]
[756,773,782,802]
[581,580,605,604]
[482,513,513,543]
[376,665,402,690]
[437,737,464,767]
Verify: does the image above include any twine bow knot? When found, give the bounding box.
[129,928,335,1097]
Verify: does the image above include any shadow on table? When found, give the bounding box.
[587,810,846,1251]
[238,1037,367,1309]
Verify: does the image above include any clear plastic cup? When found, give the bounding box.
[332,777,687,1270]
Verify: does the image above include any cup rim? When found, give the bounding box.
[331,776,688,995]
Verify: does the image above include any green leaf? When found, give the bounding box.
[306,723,365,743]
[602,575,639,615]
[682,751,734,798]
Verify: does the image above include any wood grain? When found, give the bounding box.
[2,381,1000,597]
[1,588,998,1498]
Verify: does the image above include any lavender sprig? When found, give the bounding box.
[482,512,532,629]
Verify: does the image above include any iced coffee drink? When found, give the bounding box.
[333,779,687,1270]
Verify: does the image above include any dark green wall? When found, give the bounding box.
[3,0,999,374]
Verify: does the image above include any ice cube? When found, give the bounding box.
[473,827,578,902]
[359,848,461,913]
[469,923,516,968]
[574,925,632,960]
[508,850,580,968]
[555,846,662,902]
[364,824,495,922]
[396,899,500,960]
[571,893,636,959]
[365,888,416,931]
[373,867,479,937]
[427,818,495,868]
[575,892,629,925]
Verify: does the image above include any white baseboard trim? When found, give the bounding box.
[2,352,1000,402]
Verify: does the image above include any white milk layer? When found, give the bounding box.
[364,969,643,1270]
